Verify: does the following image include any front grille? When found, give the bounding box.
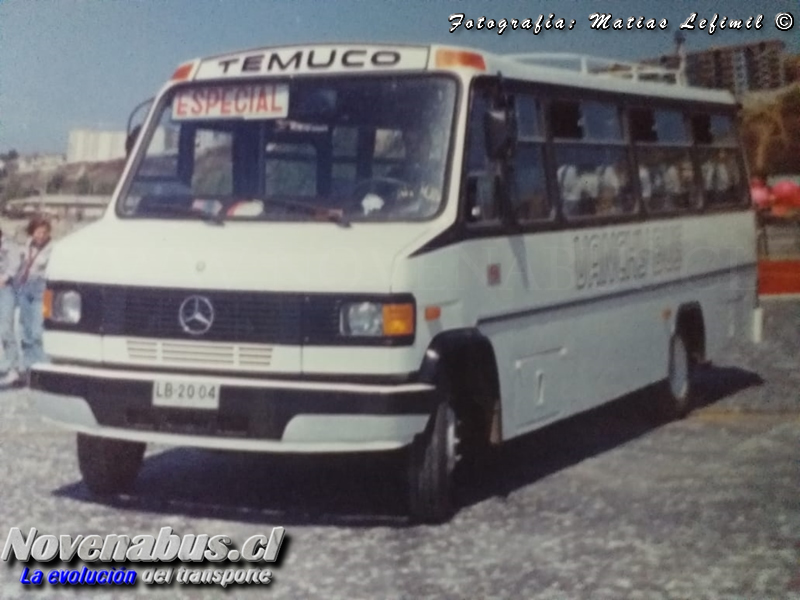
[126,339,273,369]
[111,287,305,344]
[46,283,414,347]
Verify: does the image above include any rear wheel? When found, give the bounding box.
[407,379,459,524]
[654,331,695,421]
[77,434,145,495]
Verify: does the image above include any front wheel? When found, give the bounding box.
[407,388,459,524]
[77,434,145,495]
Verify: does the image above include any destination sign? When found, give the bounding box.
[194,45,430,79]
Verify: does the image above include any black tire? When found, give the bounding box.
[453,399,499,484]
[77,434,146,495]
[654,330,695,421]
[407,381,458,524]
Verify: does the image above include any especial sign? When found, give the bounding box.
[172,84,289,120]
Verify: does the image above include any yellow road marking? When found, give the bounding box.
[690,409,800,424]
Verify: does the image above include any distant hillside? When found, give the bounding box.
[1,144,234,203]
[1,158,126,202]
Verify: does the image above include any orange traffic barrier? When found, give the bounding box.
[758,260,800,295]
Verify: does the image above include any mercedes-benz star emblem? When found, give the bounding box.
[178,295,215,335]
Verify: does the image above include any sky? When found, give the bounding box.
[1,0,798,155]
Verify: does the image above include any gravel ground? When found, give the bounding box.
[706,297,800,413]
[0,300,798,600]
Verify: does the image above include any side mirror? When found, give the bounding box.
[125,96,154,158]
[125,125,141,157]
[484,105,516,161]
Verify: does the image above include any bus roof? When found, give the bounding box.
[168,42,736,107]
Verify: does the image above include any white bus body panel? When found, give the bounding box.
[401,211,757,440]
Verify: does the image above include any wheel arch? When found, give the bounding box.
[674,302,706,364]
[416,328,503,444]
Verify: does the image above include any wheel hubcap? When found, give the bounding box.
[669,337,689,399]
[445,406,460,474]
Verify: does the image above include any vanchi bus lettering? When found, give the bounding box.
[573,224,683,290]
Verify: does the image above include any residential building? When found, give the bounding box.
[67,129,129,164]
[15,153,67,174]
[67,127,227,164]
[644,40,787,95]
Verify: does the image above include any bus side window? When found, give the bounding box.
[691,113,746,208]
[465,176,498,222]
[552,99,633,219]
[464,87,501,224]
[548,100,582,139]
[699,146,744,206]
[630,108,698,213]
[511,94,551,222]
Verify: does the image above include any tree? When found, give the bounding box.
[739,85,800,175]
[94,180,118,195]
[785,54,800,84]
[0,176,23,202]
[75,174,92,195]
[46,172,66,193]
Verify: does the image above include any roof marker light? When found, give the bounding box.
[170,62,195,82]
[435,49,486,71]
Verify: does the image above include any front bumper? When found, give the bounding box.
[30,364,437,453]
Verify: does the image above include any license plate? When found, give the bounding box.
[152,379,221,410]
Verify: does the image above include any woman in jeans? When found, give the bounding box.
[15,216,53,383]
[0,228,22,386]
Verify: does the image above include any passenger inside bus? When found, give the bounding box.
[559,158,632,217]
[643,161,680,211]
[655,163,683,211]
[557,163,583,216]
[595,161,624,215]
[639,165,653,204]
[702,148,734,205]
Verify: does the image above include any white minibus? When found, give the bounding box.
[32,44,758,522]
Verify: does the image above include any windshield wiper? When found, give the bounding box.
[261,198,350,228]
[141,204,225,226]
[317,208,350,227]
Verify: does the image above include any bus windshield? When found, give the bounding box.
[117,75,457,223]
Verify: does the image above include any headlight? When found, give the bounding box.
[44,289,82,324]
[340,302,415,337]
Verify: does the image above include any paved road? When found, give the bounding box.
[1,300,798,599]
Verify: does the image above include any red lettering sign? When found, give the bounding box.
[172,84,288,120]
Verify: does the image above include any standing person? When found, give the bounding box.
[0,228,22,386]
[15,215,54,383]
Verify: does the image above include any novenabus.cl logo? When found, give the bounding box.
[3,526,285,590]
[178,295,215,335]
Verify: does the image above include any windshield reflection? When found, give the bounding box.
[118,76,457,223]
